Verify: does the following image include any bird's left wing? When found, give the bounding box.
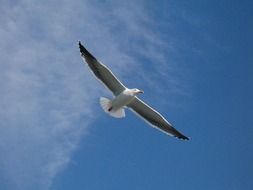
[128,97,189,140]
[79,41,126,96]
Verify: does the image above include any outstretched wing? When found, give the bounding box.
[79,41,126,96]
[128,97,189,140]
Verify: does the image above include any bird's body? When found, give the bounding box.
[111,88,142,111]
[99,88,143,118]
[79,41,189,140]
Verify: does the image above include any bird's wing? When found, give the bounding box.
[127,97,189,140]
[79,41,126,96]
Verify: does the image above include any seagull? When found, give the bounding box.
[79,41,189,140]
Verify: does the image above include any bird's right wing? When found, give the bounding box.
[128,97,189,140]
[79,41,126,96]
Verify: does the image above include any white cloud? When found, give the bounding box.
[0,0,188,189]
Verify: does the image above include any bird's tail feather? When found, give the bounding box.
[99,97,125,118]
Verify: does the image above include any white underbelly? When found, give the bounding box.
[111,92,134,110]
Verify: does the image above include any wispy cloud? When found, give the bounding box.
[0,0,189,189]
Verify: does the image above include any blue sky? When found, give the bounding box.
[0,0,252,190]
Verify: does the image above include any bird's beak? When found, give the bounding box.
[138,90,144,94]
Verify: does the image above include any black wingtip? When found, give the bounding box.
[78,41,96,60]
[78,41,84,52]
[78,40,82,47]
[177,135,190,141]
[78,41,87,54]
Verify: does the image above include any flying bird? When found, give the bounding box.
[79,41,189,140]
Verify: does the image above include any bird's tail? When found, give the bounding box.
[99,97,125,118]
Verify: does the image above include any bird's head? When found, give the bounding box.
[131,88,144,95]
